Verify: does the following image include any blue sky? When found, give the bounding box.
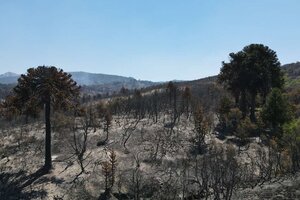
[0,0,299,81]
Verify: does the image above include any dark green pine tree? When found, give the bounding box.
[218,44,284,122]
[4,66,80,171]
[262,88,293,138]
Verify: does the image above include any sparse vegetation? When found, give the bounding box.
[0,48,299,199]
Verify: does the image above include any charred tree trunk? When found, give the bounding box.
[240,90,247,119]
[44,100,52,171]
[250,93,256,122]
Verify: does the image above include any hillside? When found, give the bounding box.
[0,71,158,98]
[0,72,19,84]
[0,71,155,86]
[69,72,155,87]
[73,72,157,96]
[1,63,299,101]
[282,62,300,90]
[0,83,14,100]
[282,62,300,78]
[1,63,300,199]
[1,114,299,199]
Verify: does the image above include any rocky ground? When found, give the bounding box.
[233,173,300,200]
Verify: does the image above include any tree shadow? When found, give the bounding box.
[21,166,50,188]
[0,166,64,200]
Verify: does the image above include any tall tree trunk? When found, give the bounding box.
[44,100,52,170]
[240,90,247,118]
[173,90,177,124]
[234,90,240,107]
[250,93,256,122]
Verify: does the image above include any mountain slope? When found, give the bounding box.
[0,62,299,98]
[0,71,155,87]
[0,72,19,84]
[282,62,300,78]
[69,71,137,85]
[282,62,300,90]
[0,71,158,97]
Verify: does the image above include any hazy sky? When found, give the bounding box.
[0,0,299,81]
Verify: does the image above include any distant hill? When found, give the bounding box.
[0,72,19,84]
[0,71,155,86]
[0,62,299,99]
[0,71,158,96]
[282,62,300,79]
[281,62,300,90]
[0,83,14,99]
[73,72,158,95]
[70,71,138,85]
[70,71,158,95]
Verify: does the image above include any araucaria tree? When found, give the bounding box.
[4,66,80,171]
[218,44,283,122]
[262,88,293,137]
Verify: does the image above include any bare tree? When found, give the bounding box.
[69,113,92,182]
[101,150,117,195]
[122,117,141,152]
[192,104,211,154]
[131,152,143,200]
[103,110,112,143]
